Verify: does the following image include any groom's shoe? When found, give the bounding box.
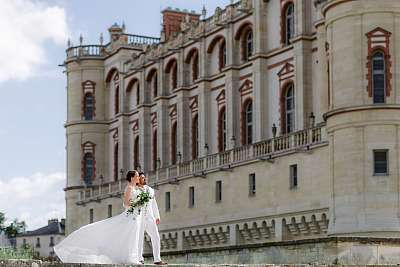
[154,261,167,265]
[139,260,144,264]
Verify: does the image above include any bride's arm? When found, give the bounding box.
[123,186,131,208]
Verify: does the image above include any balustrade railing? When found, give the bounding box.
[78,126,326,202]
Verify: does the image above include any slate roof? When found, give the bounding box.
[18,221,65,237]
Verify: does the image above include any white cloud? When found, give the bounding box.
[0,172,66,231]
[0,0,68,83]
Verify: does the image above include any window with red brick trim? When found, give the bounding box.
[366,27,392,103]
[192,114,199,159]
[171,122,177,165]
[81,142,96,186]
[241,99,253,145]
[83,93,94,120]
[218,107,227,152]
[82,81,95,120]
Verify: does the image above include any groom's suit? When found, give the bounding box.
[138,185,161,263]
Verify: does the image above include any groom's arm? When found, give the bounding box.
[151,190,161,222]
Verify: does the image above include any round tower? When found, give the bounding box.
[323,0,400,236]
[64,43,107,235]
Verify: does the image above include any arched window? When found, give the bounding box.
[171,122,177,165]
[219,40,226,71]
[218,107,227,152]
[83,93,94,120]
[192,53,199,82]
[152,130,158,170]
[153,73,158,98]
[192,115,199,159]
[136,84,140,106]
[82,142,95,185]
[133,136,139,169]
[372,51,386,104]
[83,152,94,185]
[243,100,253,145]
[284,3,295,46]
[82,81,95,120]
[115,86,119,115]
[166,60,178,92]
[245,30,253,61]
[114,143,119,181]
[285,85,295,133]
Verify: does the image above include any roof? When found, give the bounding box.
[18,221,65,237]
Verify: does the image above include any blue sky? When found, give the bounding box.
[0,0,230,230]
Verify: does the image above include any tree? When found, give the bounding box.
[4,219,26,238]
[0,212,5,233]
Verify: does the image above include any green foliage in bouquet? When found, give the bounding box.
[126,189,152,219]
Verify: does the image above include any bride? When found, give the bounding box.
[54,170,145,264]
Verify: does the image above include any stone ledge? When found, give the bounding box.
[3,261,400,267]
[146,236,400,257]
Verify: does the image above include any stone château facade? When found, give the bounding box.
[63,0,400,264]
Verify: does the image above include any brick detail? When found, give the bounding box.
[366,27,392,97]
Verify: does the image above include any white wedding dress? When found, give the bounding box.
[54,186,144,264]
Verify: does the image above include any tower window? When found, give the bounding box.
[216,180,222,202]
[290,164,298,189]
[373,149,388,175]
[165,192,171,212]
[372,51,386,104]
[89,208,94,223]
[189,186,195,208]
[108,204,112,218]
[249,173,256,196]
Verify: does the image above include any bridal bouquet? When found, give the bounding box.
[126,188,152,219]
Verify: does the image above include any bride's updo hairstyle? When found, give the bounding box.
[126,170,139,182]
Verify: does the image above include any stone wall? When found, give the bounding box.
[144,237,400,265]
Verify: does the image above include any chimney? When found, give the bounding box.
[48,219,58,225]
[162,7,200,41]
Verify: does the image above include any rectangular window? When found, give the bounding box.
[165,192,171,212]
[108,205,112,218]
[189,186,195,208]
[216,180,222,202]
[89,208,94,223]
[249,173,256,196]
[49,236,54,247]
[290,164,298,189]
[374,149,388,175]
[36,237,40,248]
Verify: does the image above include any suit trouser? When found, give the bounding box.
[138,217,161,262]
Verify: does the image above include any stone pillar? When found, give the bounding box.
[176,91,190,161]
[158,99,170,168]
[225,69,241,149]
[139,106,151,172]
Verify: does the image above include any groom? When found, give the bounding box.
[137,172,167,265]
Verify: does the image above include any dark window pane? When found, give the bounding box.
[374,150,388,174]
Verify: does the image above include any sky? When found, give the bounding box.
[0,0,231,231]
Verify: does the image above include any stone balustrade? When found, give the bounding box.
[76,125,327,204]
